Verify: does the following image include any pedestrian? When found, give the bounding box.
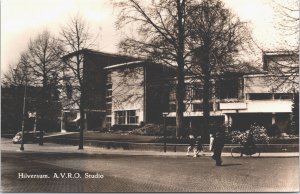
[194,135,204,157]
[209,133,214,151]
[211,126,225,166]
[186,129,196,157]
[186,128,204,157]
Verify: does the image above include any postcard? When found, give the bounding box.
[1,0,299,192]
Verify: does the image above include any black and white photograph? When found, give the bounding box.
[1,0,299,192]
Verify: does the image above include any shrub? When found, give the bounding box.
[131,123,163,136]
[230,123,270,144]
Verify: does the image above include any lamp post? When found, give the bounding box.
[20,82,27,151]
[162,112,169,152]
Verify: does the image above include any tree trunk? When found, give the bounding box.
[175,0,186,138]
[176,62,185,138]
[202,50,211,143]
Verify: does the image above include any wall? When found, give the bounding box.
[244,74,298,93]
[111,65,145,126]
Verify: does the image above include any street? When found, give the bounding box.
[1,145,299,192]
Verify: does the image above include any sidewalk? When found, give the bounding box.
[1,138,299,157]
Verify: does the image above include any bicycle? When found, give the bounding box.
[231,145,260,158]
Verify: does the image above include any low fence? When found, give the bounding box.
[44,137,299,152]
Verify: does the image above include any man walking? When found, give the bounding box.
[211,126,225,166]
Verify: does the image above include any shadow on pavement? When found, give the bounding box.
[221,163,242,167]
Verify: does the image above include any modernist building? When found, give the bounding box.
[61,49,298,136]
[166,51,299,135]
[60,49,173,131]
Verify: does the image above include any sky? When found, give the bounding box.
[0,0,295,75]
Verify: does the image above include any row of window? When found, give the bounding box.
[106,110,139,128]
[170,79,243,101]
[174,81,293,101]
[171,92,294,104]
[106,72,112,129]
[247,93,293,100]
[115,110,139,125]
[169,92,294,112]
[169,103,214,112]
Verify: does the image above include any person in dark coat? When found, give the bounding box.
[186,129,196,156]
[211,126,225,166]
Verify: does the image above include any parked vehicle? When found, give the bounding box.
[12,131,44,144]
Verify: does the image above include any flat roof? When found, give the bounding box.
[62,48,142,61]
[104,61,145,70]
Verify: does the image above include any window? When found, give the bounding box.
[106,117,111,129]
[106,89,112,98]
[169,104,176,112]
[192,103,214,112]
[219,78,239,99]
[106,83,112,104]
[274,93,293,100]
[115,111,126,124]
[106,104,112,115]
[169,91,176,101]
[193,103,203,112]
[185,85,204,100]
[115,110,139,125]
[192,88,203,100]
[106,71,112,83]
[106,83,112,101]
[249,93,272,100]
[127,110,138,124]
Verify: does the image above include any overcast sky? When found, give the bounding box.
[0,0,293,74]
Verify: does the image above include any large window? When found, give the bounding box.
[115,110,139,125]
[219,78,239,99]
[248,93,272,100]
[115,111,126,124]
[185,84,203,100]
[274,93,293,100]
[193,103,203,112]
[192,102,214,112]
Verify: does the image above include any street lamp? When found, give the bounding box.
[162,112,169,152]
[20,81,27,151]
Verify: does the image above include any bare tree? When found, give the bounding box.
[2,52,32,87]
[1,52,32,134]
[186,0,251,137]
[260,0,299,91]
[273,0,299,49]
[115,0,189,137]
[26,30,63,145]
[60,15,95,149]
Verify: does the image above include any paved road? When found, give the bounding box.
[1,149,299,192]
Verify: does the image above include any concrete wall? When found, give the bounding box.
[111,66,145,125]
[244,74,298,93]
